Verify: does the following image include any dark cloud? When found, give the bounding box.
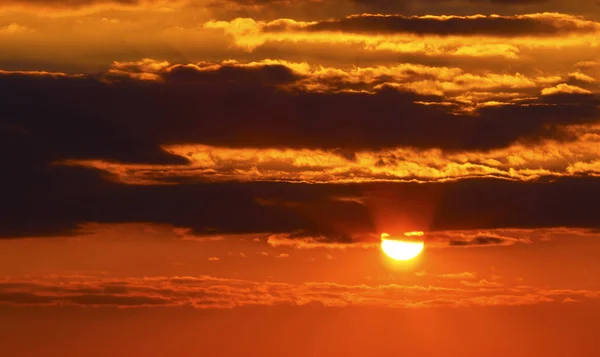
[3,154,600,239]
[346,0,588,19]
[350,0,549,7]
[1,65,600,239]
[2,67,598,159]
[209,0,594,23]
[274,14,595,37]
[220,0,551,11]
[163,63,303,85]
[449,236,506,246]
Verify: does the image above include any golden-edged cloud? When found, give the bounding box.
[541,83,592,95]
[103,58,595,104]
[2,58,598,186]
[262,13,600,36]
[204,13,600,58]
[61,128,600,184]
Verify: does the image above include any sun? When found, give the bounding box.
[380,232,424,261]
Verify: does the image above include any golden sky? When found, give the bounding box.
[1,0,600,356]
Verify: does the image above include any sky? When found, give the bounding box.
[1,0,600,356]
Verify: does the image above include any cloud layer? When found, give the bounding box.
[1,274,598,309]
[1,57,600,239]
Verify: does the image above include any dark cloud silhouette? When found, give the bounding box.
[449,236,506,246]
[279,14,595,37]
[163,64,303,85]
[222,0,551,12]
[3,153,600,239]
[2,67,598,159]
[2,65,600,239]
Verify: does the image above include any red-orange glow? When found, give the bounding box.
[2,0,600,355]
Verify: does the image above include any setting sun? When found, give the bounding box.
[380,232,425,261]
[2,0,599,355]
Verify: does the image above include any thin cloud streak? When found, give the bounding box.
[1,274,598,309]
[265,227,594,249]
[204,13,600,56]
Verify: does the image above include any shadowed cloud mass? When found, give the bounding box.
[1,58,600,239]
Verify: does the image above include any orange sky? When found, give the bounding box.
[1,0,600,356]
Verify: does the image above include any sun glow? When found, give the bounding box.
[381,232,425,261]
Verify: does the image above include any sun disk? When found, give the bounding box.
[381,233,424,261]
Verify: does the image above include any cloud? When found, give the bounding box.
[0,23,34,34]
[267,234,378,249]
[204,14,600,56]
[449,236,508,246]
[208,0,600,22]
[1,60,600,238]
[460,279,503,288]
[416,271,477,279]
[64,128,600,184]
[266,13,599,37]
[6,147,600,238]
[3,61,598,163]
[108,59,304,85]
[264,228,596,250]
[541,83,592,95]
[2,274,598,309]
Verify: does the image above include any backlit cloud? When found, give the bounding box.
[264,13,600,36]
[204,13,600,57]
[265,228,589,249]
[62,127,600,184]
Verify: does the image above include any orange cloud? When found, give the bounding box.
[60,125,600,184]
[265,13,600,36]
[541,83,593,95]
[0,69,80,77]
[460,279,503,288]
[102,58,574,102]
[1,273,599,309]
[204,13,600,58]
[416,271,477,280]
